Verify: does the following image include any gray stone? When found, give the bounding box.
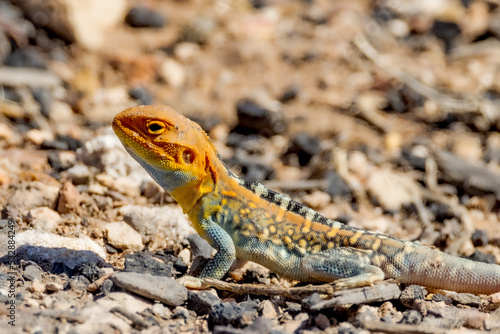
[400,285,426,308]
[152,303,172,320]
[124,252,172,277]
[23,264,43,281]
[7,181,59,211]
[67,275,91,292]
[187,290,220,315]
[110,272,187,306]
[401,310,422,325]
[209,301,259,328]
[187,234,213,259]
[174,306,190,319]
[66,165,92,185]
[484,307,500,330]
[120,204,195,250]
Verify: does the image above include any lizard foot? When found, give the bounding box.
[177,275,209,289]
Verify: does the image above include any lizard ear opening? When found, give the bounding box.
[205,154,217,185]
[199,154,217,194]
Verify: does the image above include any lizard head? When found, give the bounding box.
[112,105,219,211]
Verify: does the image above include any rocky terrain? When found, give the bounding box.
[1,0,500,333]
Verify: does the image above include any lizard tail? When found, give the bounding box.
[395,245,500,294]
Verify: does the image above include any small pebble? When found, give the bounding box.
[125,6,166,28]
[467,250,496,264]
[235,99,287,136]
[110,272,187,306]
[30,279,45,293]
[23,265,43,282]
[315,313,330,330]
[48,151,77,172]
[471,229,488,247]
[301,293,323,310]
[260,300,278,319]
[325,170,352,200]
[187,290,221,316]
[159,58,185,88]
[400,285,426,308]
[77,263,103,282]
[5,47,47,69]
[67,275,91,292]
[178,17,215,45]
[27,207,60,232]
[174,306,190,319]
[57,181,81,214]
[31,87,53,118]
[25,129,54,145]
[279,84,300,102]
[400,310,422,325]
[105,222,144,252]
[41,139,69,151]
[123,252,172,277]
[177,248,191,265]
[288,133,321,166]
[129,86,153,105]
[152,303,172,320]
[46,282,63,293]
[66,165,92,185]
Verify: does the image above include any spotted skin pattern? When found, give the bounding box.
[113,105,500,295]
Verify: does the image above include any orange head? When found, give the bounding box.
[112,105,219,211]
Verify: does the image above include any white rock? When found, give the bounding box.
[28,206,61,232]
[72,300,136,333]
[46,282,63,293]
[174,42,201,62]
[112,177,141,197]
[30,279,46,293]
[66,164,92,185]
[177,248,191,265]
[7,181,60,211]
[16,230,106,259]
[0,122,22,145]
[366,168,420,212]
[49,100,74,123]
[160,58,186,88]
[25,129,54,145]
[18,0,127,50]
[152,302,173,319]
[119,205,196,250]
[8,230,107,271]
[105,221,144,252]
[302,191,331,209]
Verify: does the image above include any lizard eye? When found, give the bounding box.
[182,149,195,164]
[146,121,165,134]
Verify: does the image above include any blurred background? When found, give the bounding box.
[1,0,500,331]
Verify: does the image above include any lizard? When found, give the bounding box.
[112,105,500,295]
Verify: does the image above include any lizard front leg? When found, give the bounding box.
[179,217,236,288]
[300,248,385,289]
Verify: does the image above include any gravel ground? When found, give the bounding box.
[1,0,500,333]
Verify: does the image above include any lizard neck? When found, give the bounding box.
[170,151,229,216]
